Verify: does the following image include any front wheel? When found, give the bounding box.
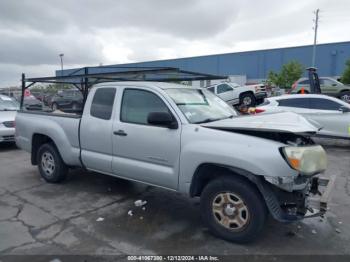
[37,143,68,183]
[200,176,268,243]
[240,93,256,107]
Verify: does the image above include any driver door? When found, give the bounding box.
[112,87,181,189]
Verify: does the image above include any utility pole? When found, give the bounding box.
[312,9,320,67]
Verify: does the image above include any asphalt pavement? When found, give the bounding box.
[0,139,349,258]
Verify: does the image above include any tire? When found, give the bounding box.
[52,102,58,111]
[339,91,350,103]
[240,93,256,107]
[71,102,78,110]
[200,176,268,243]
[37,143,68,183]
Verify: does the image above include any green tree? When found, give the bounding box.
[267,60,304,89]
[341,59,350,84]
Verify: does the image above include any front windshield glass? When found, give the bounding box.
[0,97,20,111]
[165,88,237,124]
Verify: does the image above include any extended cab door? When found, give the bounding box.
[80,87,117,174]
[111,87,181,190]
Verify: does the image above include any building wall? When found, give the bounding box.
[60,41,350,82]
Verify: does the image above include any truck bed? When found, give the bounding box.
[15,111,82,167]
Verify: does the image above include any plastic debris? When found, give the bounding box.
[96,217,104,222]
[134,200,147,207]
[338,221,343,225]
[335,228,341,233]
[128,210,133,216]
[311,229,317,234]
[142,207,146,211]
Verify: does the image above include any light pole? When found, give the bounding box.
[59,53,64,90]
[59,53,64,76]
[312,9,319,67]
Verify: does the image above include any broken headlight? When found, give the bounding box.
[281,145,327,176]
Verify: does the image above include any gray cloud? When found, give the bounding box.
[0,0,349,87]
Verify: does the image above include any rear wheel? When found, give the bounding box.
[200,176,267,243]
[240,93,256,107]
[52,102,58,111]
[339,91,350,103]
[37,143,68,183]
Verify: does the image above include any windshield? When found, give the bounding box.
[165,88,237,124]
[0,97,19,111]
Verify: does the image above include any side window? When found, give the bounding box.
[121,89,170,125]
[217,84,233,94]
[208,86,215,93]
[309,98,342,111]
[322,79,336,86]
[90,88,116,120]
[277,98,310,108]
[299,80,309,85]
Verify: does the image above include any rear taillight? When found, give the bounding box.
[254,108,265,114]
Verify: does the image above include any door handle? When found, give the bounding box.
[113,130,127,136]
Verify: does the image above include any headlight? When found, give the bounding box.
[281,145,327,175]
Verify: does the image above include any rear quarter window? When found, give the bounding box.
[90,88,116,120]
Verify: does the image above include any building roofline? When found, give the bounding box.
[100,41,350,66]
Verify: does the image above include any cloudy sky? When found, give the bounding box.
[0,0,349,87]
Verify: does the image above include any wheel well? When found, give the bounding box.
[31,134,55,165]
[189,163,258,197]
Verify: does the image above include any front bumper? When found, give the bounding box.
[255,92,267,99]
[259,175,335,222]
[0,127,15,142]
[306,175,336,215]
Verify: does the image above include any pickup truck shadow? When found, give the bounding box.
[26,168,335,253]
[0,142,18,152]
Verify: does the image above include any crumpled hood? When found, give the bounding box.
[201,112,319,134]
[0,111,17,122]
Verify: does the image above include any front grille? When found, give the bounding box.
[3,121,15,128]
[2,135,15,141]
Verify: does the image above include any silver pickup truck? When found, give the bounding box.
[16,82,333,243]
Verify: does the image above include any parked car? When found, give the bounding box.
[207,82,267,107]
[0,95,19,143]
[256,94,350,139]
[51,89,83,111]
[16,82,333,243]
[290,77,350,102]
[23,96,44,111]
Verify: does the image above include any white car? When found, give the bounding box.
[256,94,350,139]
[0,95,19,143]
[207,82,267,107]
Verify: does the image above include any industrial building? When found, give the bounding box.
[60,41,350,86]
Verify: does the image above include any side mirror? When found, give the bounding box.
[147,112,178,129]
[339,106,350,113]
